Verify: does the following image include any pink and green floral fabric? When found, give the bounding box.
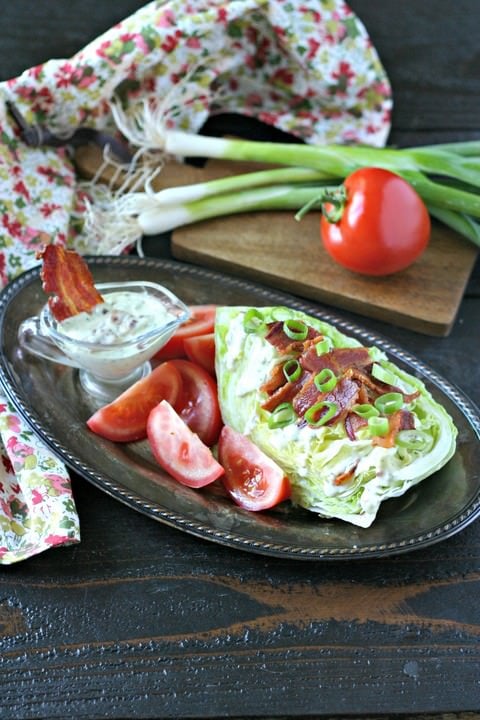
[0,0,392,562]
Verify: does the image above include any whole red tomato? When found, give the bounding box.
[320,168,431,276]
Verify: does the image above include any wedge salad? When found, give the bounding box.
[214,306,457,527]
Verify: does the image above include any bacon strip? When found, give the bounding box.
[38,244,104,321]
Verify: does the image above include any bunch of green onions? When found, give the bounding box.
[94,115,480,251]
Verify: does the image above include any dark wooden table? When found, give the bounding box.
[1,2,479,719]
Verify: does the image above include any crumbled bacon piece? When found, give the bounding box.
[334,464,358,486]
[344,367,420,405]
[260,362,287,395]
[301,346,373,376]
[38,244,104,321]
[344,412,368,440]
[293,375,359,424]
[261,376,303,412]
[372,410,415,448]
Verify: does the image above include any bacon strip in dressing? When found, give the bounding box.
[38,244,104,321]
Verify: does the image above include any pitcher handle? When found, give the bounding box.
[18,316,81,369]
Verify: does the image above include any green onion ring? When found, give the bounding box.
[371,363,398,386]
[352,403,379,419]
[282,319,308,341]
[270,307,291,321]
[368,416,390,437]
[243,308,267,334]
[304,401,338,427]
[314,368,337,393]
[396,430,427,450]
[374,392,403,415]
[268,402,296,429]
[315,337,333,356]
[283,359,302,383]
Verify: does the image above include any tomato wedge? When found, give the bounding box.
[154,305,216,360]
[184,333,216,376]
[87,361,181,442]
[147,400,224,488]
[217,426,291,511]
[170,358,223,446]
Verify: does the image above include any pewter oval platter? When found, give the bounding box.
[0,256,479,560]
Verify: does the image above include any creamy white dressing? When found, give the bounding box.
[60,291,173,344]
[53,289,179,380]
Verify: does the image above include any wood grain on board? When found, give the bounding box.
[75,149,478,336]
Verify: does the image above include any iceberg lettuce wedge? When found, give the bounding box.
[215,306,457,528]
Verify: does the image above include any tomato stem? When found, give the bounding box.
[294,185,347,223]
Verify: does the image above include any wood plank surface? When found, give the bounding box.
[167,162,477,336]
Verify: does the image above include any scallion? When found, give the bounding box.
[270,307,293,321]
[352,403,379,419]
[283,319,308,341]
[243,308,266,334]
[268,402,296,429]
[314,368,337,393]
[86,103,480,255]
[283,359,302,383]
[371,363,398,386]
[304,401,338,427]
[374,392,404,415]
[315,337,333,356]
[367,416,389,437]
[396,429,428,451]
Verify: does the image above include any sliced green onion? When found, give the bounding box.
[243,308,266,334]
[283,359,302,383]
[396,429,428,451]
[268,402,296,429]
[270,307,294,321]
[352,403,380,419]
[371,363,398,386]
[304,401,338,427]
[104,105,480,254]
[314,368,337,393]
[374,392,403,415]
[283,319,308,341]
[367,416,389,437]
[315,337,333,355]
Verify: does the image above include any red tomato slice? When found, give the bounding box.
[147,400,224,488]
[217,426,291,511]
[184,333,216,376]
[154,305,216,360]
[87,361,181,442]
[170,358,223,447]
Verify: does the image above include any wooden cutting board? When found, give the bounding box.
[75,149,478,336]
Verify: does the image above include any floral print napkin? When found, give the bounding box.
[0,0,392,563]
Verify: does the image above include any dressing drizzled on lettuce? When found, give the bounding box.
[214,306,457,527]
